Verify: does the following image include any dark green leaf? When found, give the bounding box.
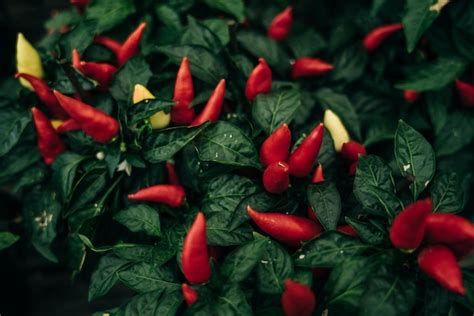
[0,232,19,251]
[256,241,293,294]
[128,99,174,125]
[85,0,136,33]
[118,262,180,293]
[0,109,30,157]
[307,182,341,231]
[114,205,161,237]
[117,289,182,316]
[89,254,131,301]
[110,56,152,103]
[430,173,470,213]
[202,0,245,22]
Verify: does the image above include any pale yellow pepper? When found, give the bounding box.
[133,84,170,129]
[50,119,63,130]
[323,109,350,152]
[16,33,44,90]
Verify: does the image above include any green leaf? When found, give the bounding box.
[181,16,222,53]
[88,254,131,301]
[294,232,370,268]
[395,120,436,200]
[113,243,175,266]
[252,89,301,135]
[116,289,182,316]
[51,153,86,203]
[110,56,152,103]
[430,173,470,214]
[114,205,161,237]
[118,262,180,293]
[345,217,386,245]
[434,110,474,157]
[256,241,293,294]
[0,109,31,157]
[85,0,136,33]
[128,99,174,125]
[197,121,261,169]
[59,20,96,56]
[203,19,230,47]
[307,182,341,231]
[67,167,108,215]
[155,5,182,31]
[328,45,368,83]
[0,143,40,185]
[202,0,245,22]
[0,232,19,251]
[215,284,253,315]
[288,29,327,57]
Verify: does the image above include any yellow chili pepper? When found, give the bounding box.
[323,109,350,152]
[16,33,44,90]
[133,84,170,129]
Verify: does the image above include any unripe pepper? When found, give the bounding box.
[291,57,333,78]
[181,283,198,306]
[418,245,466,295]
[247,206,322,247]
[263,161,290,194]
[340,141,366,161]
[172,57,195,125]
[181,212,211,284]
[16,33,44,90]
[31,107,66,165]
[323,109,350,152]
[311,163,325,184]
[267,6,293,41]
[245,58,272,101]
[403,90,421,103]
[132,84,171,129]
[390,198,432,251]
[128,184,186,208]
[117,22,147,66]
[455,79,474,108]
[288,123,324,177]
[53,90,120,143]
[93,36,122,57]
[337,225,358,237]
[260,124,292,167]
[166,161,180,185]
[57,118,80,134]
[15,73,68,119]
[363,23,403,52]
[190,79,226,126]
[281,279,316,316]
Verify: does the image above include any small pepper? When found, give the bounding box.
[267,6,293,41]
[340,141,367,161]
[455,79,474,108]
[166,161,180,185]
[245,58,272,101]
[57,118,80,134]
[53,90,120,143]
[403,90,421,103]
[117,22,147,66]
[260,124,292,167]
[390,198,432,251]
[190,79,226,126]
[132,84,171,129]
[281,279,316,316]
[311,163,325,184]
[72,49,117,89]
[323,109,350,152]
[181,283,199,306]
[291,57,333,78]
[348,160,359,176]
[128,184,186,208]
[15,73,68,119]
[418,245,466,295]
[263,161,290,194]
[172,57,195,125]
[93,36,122,57]
[16,33,44,90]
[337,225,358,237]
[363,23,403,52]
[247,206,322,247]
[288,123,324,177]
[181,212,211,284]
[31,107,66,165]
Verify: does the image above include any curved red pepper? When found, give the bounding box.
[267,6,293,41]
[166,161,180,185]
[181,212,211,284]
[15,73,68,119]
[281,279,316,316]
[57,118,80,134]
[403,90,421,103]
[455,79,474,108]
[291,57,333,78]
[79,61,117,89]
[288,123,324,177]
[190,79,226,126]
[245,58,272,101]
[117,22,147,67]
[128,184,186,208]
[390,198,432,251]
[172,57,195,125]
[31,107,66,165]
[181,283,198,306]
[53,90,120,143]
[337,225,358,237]
[259,124,291,167]
[311,163,325,184]
[93,36,122,57]
[363,23,403,52]
[418,245,466,295]
[340,141,366,161]
[263,161,290,194]
[348,160,358,176]
[247,206,322,247]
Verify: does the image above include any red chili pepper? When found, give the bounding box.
[291,57,333,78]
[57,118,80,134]
[181,283,198,306]
[181,212,211,284]
[79,61,117,89]
[455,79,474,108]
[267,6,293,41]
[93,36,122,57]
[190,79,226,126]
[311,163,325,184]
[418,245,466,295]
[166,161,180,185]
[117,22,147,67]
[307,206,318,222]
[15,73,68,119]
[281,279,316,316]
[259,124,292,167]
[247,206,322,247]
[172,57,195,125]
[288,123,324,177]
[72,48,81,69]
[128,184,186,208]
[31,107,66,165]
[337,225,358,237]
[348,160,358,176]
[53,90,120,143]
[403,90,421,103]
[245,58,272,101]
[340,141,367,161]
[263,161,290,194]
[363,23,403,52]
[390,198,432,251]
[70,0,89,14]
